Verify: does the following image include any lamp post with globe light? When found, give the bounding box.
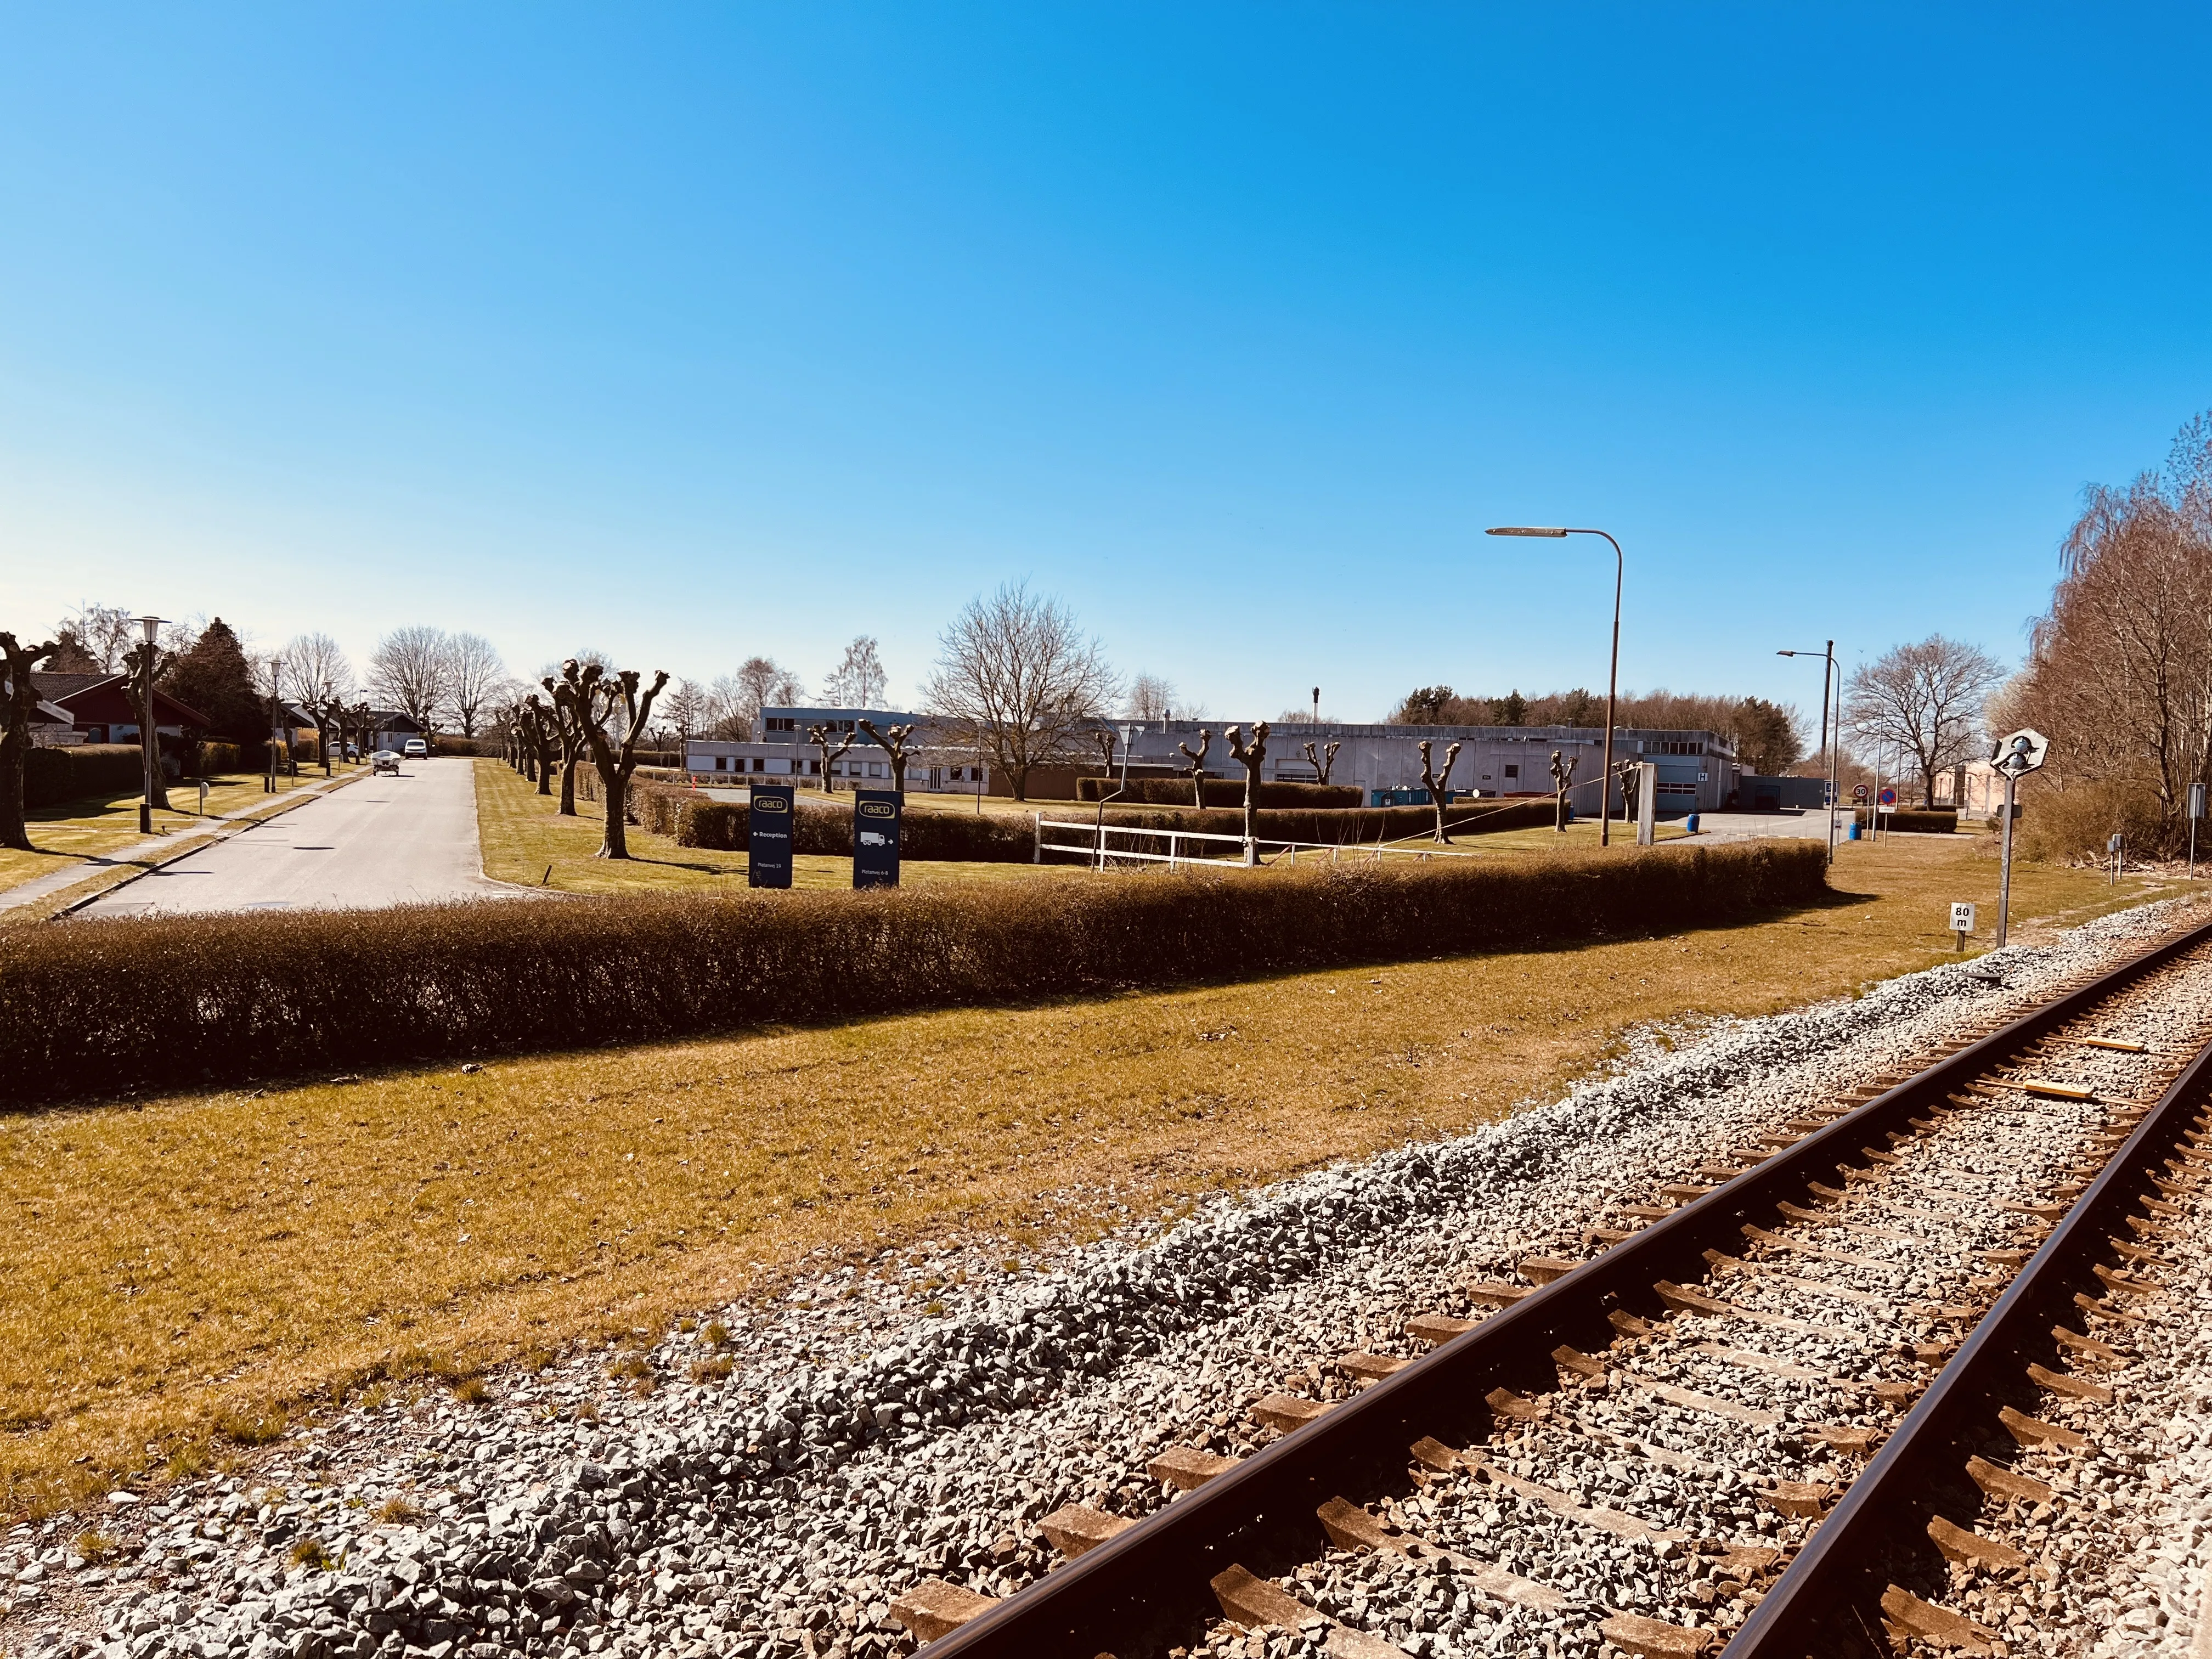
[1486,527,1622,845]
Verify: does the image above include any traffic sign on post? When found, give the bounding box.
[748,785,795,888]
[853,789,902,888]
[1949,900,1976,952]
[1877,787,1897,808]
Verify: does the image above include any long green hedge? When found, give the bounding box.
[1090,798,1556,846]
[1852,808,1961,835]
[2,840,1827,1104]
[24,744,146,809]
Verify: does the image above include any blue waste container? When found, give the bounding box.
[1685,813,1700,834]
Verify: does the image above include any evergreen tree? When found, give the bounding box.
[163,617,264,744]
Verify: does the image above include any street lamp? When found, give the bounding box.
[268,657,285,792]
[1778,643,1841,864]
[132,616,165,834]
[1488,527,1623,845]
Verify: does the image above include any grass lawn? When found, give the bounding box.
[476,759,1080,893]
[0,823,2190,1516]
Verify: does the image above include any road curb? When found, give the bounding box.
[47,770,365,921]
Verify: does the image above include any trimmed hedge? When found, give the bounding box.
[1853,809,1961,835]
[23,744,145,809]
[1093,799,1558,846]
[1075,777,1365,809]
[2,839,1827,1103]
[676,795,1033,861]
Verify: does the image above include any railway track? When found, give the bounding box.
[881,916,2212,1659]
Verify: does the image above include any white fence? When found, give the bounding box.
[1032,816,1482,870]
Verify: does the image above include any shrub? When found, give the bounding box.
[22,744,145,809]
[1852,809,1960,836]
[0,841,1826,1103]
[195,741,245,777]
[1074,777,1365,809]
[2014,778,2168,864]
[675,795,1034,862]
[1090,799,1558,848]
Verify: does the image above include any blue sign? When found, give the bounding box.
[853,789,901,888]
[748,785,795,888]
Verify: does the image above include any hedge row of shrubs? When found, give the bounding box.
[3,839,1829,1103]
[1853,809,1961,835]
[22,745,145,809]
[666,793,1559,861]
[675,795,1034,861]
[1074,777,1365,809]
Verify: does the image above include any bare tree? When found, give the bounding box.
[808,724,856,792]
[1418,738,1462,843]
[369,626,453,731]
[1549,748,1578,832]
[1177,729,1213,808]
[663,679,709,740]
[1127,673,1177,722]
[924,584,1118,802]
[523,695,563,797]
[823,636,888,708]
[280,633,355,704]
[305,698,351,776]
[65,603,135,674]
[1224,721,1270,847]
[857,719,918,794]
[550,658,668,859]
[1,632,61,850]
[1843,635,2006,805]
[534,679,603,815]
[443,632,506,738]
[710,656,803,738]
[1301,740,1341,785]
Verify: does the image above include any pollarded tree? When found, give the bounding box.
[121,634,175,809]
[535,679,605,815]
[1177,730,1212,808]
[550,658,668,860]
[857,719,918,794]
[1224,721,1270,847]
[808,724,856,792]
[1548,748,1578,833]
[1418,738,1462,844]
[1301,740,1341,786]
[1,631,60,851]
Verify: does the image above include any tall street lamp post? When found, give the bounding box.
[1778,644,1841,864]
[132,616,165,834]
[1487,526,1623,846]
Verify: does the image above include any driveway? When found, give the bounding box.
[1680,809,1842,845]
[78,758,521,917]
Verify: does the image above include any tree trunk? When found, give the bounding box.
[0,721,28,852]
[596,768,630,858]
[560,756,578,815]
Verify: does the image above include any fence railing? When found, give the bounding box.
[1032,816,1483,870]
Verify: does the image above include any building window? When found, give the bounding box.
[714,757,727,772]
[1503,764,1519,778]
[752,758,766,772]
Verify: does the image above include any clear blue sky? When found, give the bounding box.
[4,5,2209,722]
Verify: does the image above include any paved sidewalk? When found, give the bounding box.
[0,770,359,916]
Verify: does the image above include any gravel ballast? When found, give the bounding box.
[3,896,2208,1659]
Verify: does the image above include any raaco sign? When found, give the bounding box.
[747,784,795,889]
[853,789,902,888]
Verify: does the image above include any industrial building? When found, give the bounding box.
[685,707,1752,815]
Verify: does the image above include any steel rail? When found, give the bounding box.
[1722,958,2212,1656]
[925,915,2212,1658]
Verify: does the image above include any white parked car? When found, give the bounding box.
[403,738,429,758]
[373,749,402,775]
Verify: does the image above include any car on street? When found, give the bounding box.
[345,742,360,760]
[403,738,429,758]
[373,749,402,774]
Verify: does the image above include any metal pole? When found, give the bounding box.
[1824,645,1838,864]
[1996,769,2017,947]
[138,639,157,835]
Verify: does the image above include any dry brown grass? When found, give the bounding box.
[0,833,2183,1516]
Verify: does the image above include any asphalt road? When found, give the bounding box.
[79,758,521,917]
